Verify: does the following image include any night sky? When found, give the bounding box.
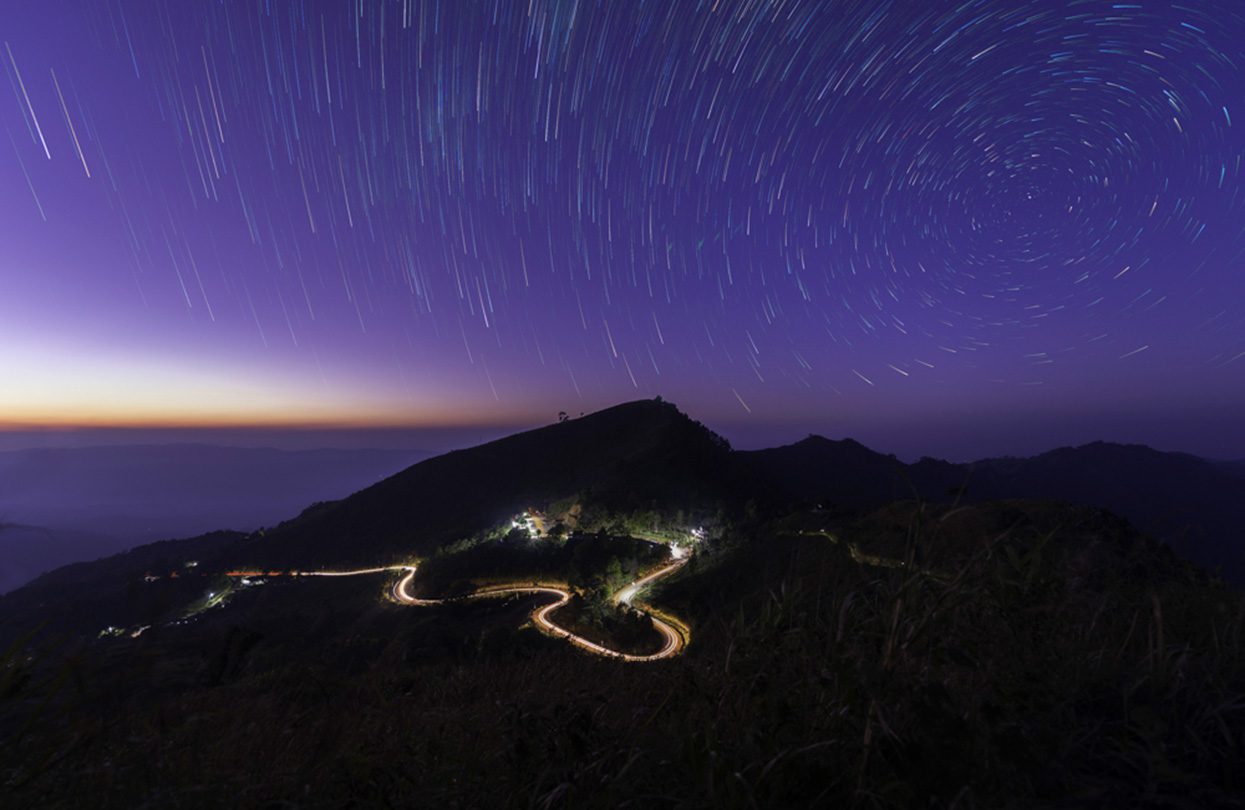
[2,1,1243,459]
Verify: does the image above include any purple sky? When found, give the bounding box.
[2,1,1243,460]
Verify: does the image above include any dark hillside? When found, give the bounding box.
[236,400,740,568]
[0,531,243,642]
[739,436,911,506]
[0,523,118,595]
[965,443,1245,581]
[746,437,1245,583]
[0,444,425,593]
[0,400,736,644]
[4,500,1241,808]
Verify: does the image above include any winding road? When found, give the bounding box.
[388,556,690,661]
[229,555,692,661]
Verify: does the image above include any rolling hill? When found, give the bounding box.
[746,436,1245,582]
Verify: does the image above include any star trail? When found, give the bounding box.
[1,1,1242,457]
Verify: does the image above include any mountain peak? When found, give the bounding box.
[794,435,870,452]
[551,396,684,427]
[241,398,736,568]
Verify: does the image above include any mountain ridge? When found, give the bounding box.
[752,432,1245,581]
[2,398,1241,642]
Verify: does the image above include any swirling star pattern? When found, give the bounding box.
[1,1,1242,450]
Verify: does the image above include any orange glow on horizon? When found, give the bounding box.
[0,411,531,431]
[0,340,543,431]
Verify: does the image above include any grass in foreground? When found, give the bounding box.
[2,501,1243,808]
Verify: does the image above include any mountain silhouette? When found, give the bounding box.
[3,399,1242,645]
[741,435,920,506]
[749,436,1245,581]
[227,399,740,568]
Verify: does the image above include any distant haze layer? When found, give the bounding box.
[0,444,430,593]
[3,402,1242,463]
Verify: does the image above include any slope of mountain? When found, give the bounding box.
[4,497,1240,807]
[749,437,1245,582]
[0,522,120,595]
[740,436,916,505]
[966,443,1245,578]
[0,445,427,593]
[0,401,740,640]
[227,399,740,568]
[5,400,1241,629]
[0,530,244,641]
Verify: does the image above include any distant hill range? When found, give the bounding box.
[245,400,1243,581]
[745,435,1245,582]
[2,399,1241,638]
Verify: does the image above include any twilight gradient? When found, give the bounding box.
[1,1,1243,458]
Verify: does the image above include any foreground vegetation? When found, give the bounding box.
[3,500,1243,808]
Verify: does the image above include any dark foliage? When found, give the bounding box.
[2,502,1242,808]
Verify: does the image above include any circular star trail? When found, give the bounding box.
[1,1,1242,455]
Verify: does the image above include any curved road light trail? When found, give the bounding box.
[223,556,691,660]
[390,557,690,662]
